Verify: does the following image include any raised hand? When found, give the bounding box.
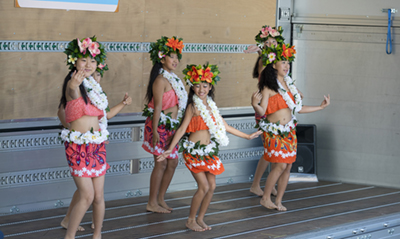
[251,91,262,106]
[244,45,261,54]
[122,93,132,105]
[320,94,330,109]
[71,69,85,86]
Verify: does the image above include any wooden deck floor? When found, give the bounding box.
[1,180,400,239]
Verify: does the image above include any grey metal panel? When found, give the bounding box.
[293,0,400,18]
[0,114,265,214]
[276,0,293,42]
[292,24,400,189]
[286,213,400,239]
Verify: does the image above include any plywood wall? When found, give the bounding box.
[0,0,276,120]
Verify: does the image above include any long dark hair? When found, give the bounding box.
[252,56,261,79]
[145,62,163,104]
[58,68,88,109]
[258,63,279,92]
[180,84,215,124]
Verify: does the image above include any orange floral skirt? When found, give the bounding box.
[183,151,225,175]
[263,129,297,164]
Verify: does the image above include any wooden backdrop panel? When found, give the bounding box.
[1,0,275,43]
[0,52,145,119]
[0,0,276,120]
[144,0,276,43]
[0,1,146,42]
[177,53,260,107]
[101,53,145,113]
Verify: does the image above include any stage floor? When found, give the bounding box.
[1,180,400,238]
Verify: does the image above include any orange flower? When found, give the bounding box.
[166,38,185,53]
[202,67,214,83]
[187,66,203,83]
[281,44,296,59]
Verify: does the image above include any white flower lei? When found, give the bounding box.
[159,68,187,112]
[193,95,229,147]
[258,76,302,136]
[259,116,297,137]
[60,76,109,145]
[143,69,188,130]
[277,76,302,114]
[180,136,218,156]
[82,76,109,111]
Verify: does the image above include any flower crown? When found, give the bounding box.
[183,63,220,86]
[255,25,285,48]
[261,43,296,65]
[149,36,184,64]
[64,36,108,75]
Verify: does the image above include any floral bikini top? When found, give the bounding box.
[148,89,179,110]
[65,97,104,123]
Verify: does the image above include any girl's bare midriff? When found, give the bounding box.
[266,108,292,126]
[163,104,179,120]
[188,129,211,145]
[69,115,100,133]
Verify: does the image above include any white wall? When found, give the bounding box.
[294,0,400,17]
[291,1,400,188]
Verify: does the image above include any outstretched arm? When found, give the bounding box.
[107,93,132,119]
[223,118,262,140]
[157,105,194,162]
[299,94,330,114]
[244,45,262,55]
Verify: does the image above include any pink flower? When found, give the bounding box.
[88,42,100,57]
[269,29,280,37]
[77,38,86,54]
[82,38,92,47]
[98,63,106,69]
[77,38,92,54]
[260,27,269,38]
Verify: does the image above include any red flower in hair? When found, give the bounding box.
[281,44,296,59]
[166,38,184,53]
[187,66,203,83]
[202,67,214,83]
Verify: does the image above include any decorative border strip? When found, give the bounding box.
[228,121,257,131]
[0,127,132,152]
[0,40,250,53]
[138,146,264,173]
[0,160,131,188]
[0,121,254,152]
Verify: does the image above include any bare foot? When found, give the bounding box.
[197,219,212,230]
[250,186,263,197]
[186,218,205,232]
[61,219,85,231]
[146,203,171,213]
[276,202,287,211]
[271,187,278,197]
[158,200,173,211]
[260,198,278,210]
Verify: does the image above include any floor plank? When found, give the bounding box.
[0,180,399,239]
